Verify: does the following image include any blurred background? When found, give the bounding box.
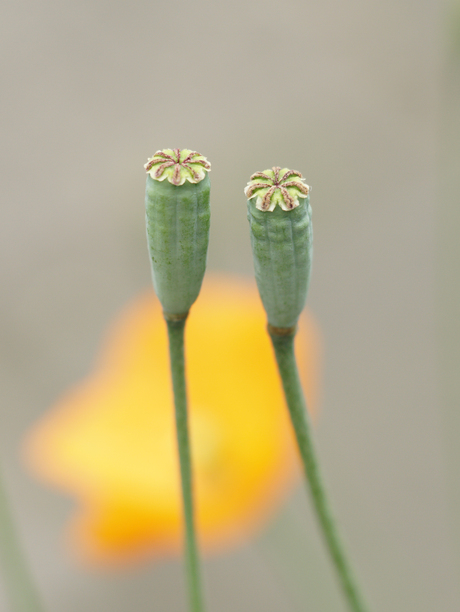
[1,0,460,610]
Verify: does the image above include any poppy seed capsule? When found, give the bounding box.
[245,167,312,329]
[145,148,211,316]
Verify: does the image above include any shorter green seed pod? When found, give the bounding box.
[245,166,312,330]
[145,148,211,316]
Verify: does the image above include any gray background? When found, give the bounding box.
[1,0,460,610]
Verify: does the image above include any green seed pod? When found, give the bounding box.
[144,148,211,316]
[245,166,312,330]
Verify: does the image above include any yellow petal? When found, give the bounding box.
[24,275,321,565]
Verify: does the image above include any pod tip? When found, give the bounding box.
[145,148,211,186]
[244,166,310,212]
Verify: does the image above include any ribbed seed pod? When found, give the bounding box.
[144,148,211,316]
[245,166,312,330]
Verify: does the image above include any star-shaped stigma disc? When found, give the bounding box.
[244,167,310,212]
[144,148,211,186]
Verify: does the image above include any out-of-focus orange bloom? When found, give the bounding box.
[24,276,320,565]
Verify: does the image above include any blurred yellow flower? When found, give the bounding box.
[24,276,320,565]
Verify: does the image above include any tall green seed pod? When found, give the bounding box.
[245,166,312,330]
[246,170,370,612]
[144,148,211,316]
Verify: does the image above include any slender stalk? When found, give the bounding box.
[166,316,205,612]
[0,468,44,612]
[269,328,369,612]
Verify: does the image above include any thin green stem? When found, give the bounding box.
[0,467,44,612]
[166,317,205,612]
[269,329,369,612]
